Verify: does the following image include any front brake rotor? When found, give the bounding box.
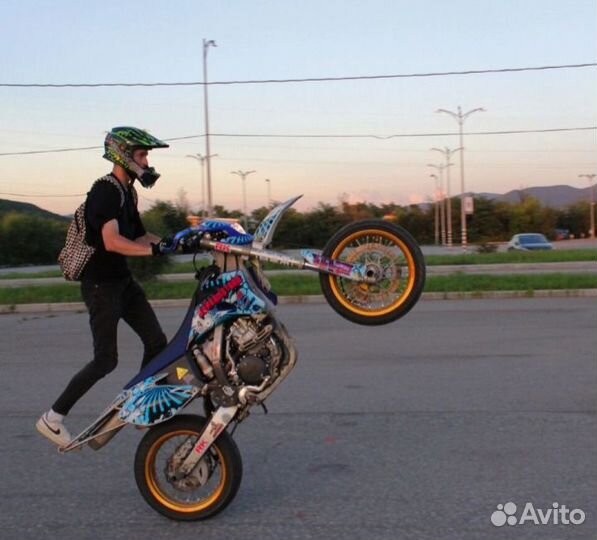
[165,437,212,491]
[343,243,402,305]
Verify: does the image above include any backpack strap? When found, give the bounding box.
[130,184,138,206]
[92,174,127,209]
[83,176,132,246]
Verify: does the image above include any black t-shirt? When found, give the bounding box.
[80,175,146,282]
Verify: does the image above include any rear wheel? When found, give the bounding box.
[319,220,425,325]
[134,414,242,521]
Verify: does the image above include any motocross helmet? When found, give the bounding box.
[103,126,169,188]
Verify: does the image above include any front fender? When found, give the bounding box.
[252,195,302,249]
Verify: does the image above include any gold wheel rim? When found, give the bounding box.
[145,429,227,514]
[327,229,416,317]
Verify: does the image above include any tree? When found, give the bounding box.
[395,205,433,244]
[467,197,506,241]
[0,212,67,265]
[301,203,351,248]
[559,201,590,238]
[129,200,189,281]
[141,200,189,237]
[270,208,307,248]
[212,205,242,220]
[509,196,556,236]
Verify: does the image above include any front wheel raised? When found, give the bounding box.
[134,414,242,521]
[320,220,425,325]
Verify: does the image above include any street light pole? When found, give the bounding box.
[431,147,462,248]
[203,38,217,217]
[428,163,449,245]
[430,173,440,245]
[579,173,597,239]
[436,106,485,252]
[186,153,218,216]
[231,170,256,229]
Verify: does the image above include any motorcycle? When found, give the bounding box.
[60,195,425,520]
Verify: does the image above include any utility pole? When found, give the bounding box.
[203,38,217,217]
[436,106,485,252]
[231,170,256,230]
[579,173,597,239]
[431,147,462,248]
[430,173,440,245]
[186,153,218,216]
[428,163,450,245]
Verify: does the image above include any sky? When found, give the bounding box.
[1,0,596,215]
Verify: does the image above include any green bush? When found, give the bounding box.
[128,255,171,282]
[475,242,499,254]
[141,201,189,237]
[129,200,189,280]
[0,212,67,265]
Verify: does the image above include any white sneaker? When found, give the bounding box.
[36,412,72,447]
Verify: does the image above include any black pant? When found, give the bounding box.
[52,277,167,415]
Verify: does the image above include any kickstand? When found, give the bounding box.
[229,420,240,437]
[228,403,268,437]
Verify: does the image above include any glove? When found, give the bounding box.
[151,235,176,256]
[180,232,203,254]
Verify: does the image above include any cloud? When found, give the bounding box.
[408,192,425,205]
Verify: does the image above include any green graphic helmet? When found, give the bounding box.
[103,126,169,188]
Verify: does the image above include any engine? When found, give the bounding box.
[190,315,283,382]
[225,315,283,386]
[187,311,297,416]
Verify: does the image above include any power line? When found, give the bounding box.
[0,145,103,156]
[0,133,204,156]
[210,126,597,139]
[1,126,595,156]
[1,63,595,88]
[0,192,86,197]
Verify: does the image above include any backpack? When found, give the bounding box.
[58,175,135,281]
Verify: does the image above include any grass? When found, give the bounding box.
[0,273,595,305]
[424,273,597,292]
[423,249,596,266]
[167,250,597,273]
[0,248,594,280]
[0,283,81,304]
[168,249,596,273]
[0,270,64,279]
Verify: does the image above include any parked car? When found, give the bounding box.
[554,228,571,240]
[507,233,553,251]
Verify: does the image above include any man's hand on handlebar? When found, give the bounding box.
[151,235,177,256]
[179,231,204,253]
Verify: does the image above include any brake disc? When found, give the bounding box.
[165,437,213,492]
[343,243,403,305]
[351,243,401,280]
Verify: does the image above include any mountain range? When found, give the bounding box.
[476,184,595,208]
[0,199,70,222]
[0,184,595,221]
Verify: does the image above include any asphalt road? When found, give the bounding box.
[0,298,595,540]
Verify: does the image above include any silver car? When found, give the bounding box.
[507,233,553,251]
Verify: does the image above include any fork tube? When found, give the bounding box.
[198,239,365,281]
[199,239,306,268]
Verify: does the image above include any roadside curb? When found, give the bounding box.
[421,289,597,300]
[1,289,595,314]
